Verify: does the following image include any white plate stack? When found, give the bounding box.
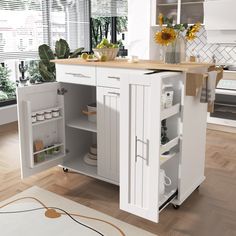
[83,144,97,166]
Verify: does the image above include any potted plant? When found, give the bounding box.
[38,39,84,82]
[0,65,16,107]
[154,14,201,64]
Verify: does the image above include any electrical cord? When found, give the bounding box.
[0,196,126,236]
[0,206,104,236]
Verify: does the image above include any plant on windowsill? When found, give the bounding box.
[38,39,84,82]
[154,14,201,64]
[0,65,16,107]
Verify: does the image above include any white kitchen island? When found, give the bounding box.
[17,59,213,223]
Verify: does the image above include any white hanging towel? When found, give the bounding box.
[200,71,217,104]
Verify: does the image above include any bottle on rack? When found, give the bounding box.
[161,119,170,155]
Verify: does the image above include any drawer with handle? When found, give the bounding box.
[97,67,124,88]
[97,68,151,88]
[56,64,96,86]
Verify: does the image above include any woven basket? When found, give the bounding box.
[93,48,119,61]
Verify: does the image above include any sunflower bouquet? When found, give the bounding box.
[155,14,201,63]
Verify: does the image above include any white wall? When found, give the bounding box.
[0,105,17,125]
[127,0,160,60]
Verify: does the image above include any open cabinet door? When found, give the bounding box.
[120,73,161,223]
[17,82,66,178]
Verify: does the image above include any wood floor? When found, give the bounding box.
[0,122,236,236]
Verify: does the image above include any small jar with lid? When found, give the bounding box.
[36,112,45,121]
[52,108,60,118]
[44,110,53,119]
[31,113,37,123]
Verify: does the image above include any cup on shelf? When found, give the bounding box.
[44,110,53,119]
[90,144,97,155]
[36,112,45,121]
[52,108,60,118]
[31,113,37,123]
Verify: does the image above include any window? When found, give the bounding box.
[0,0,90,60]
[90,0,128,50]
[0,0,90,106]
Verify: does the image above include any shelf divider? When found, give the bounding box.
[161,103,180,120]
[67,116,97,133]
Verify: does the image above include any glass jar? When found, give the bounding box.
[165,34,186,64]
[44,110,52,119]
[52,108,60,118]
[31,113,37,123]
[36,112,45,121]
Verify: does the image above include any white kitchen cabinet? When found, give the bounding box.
[152,0,204,26]
[120,71,183,222]
[17,63,208,223]
[17,83,66,178]
[97,87,120,183]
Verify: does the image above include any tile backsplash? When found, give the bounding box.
[186,28,236,65]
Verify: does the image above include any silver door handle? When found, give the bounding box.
[66,72,91,78]
[107,76,120,80]
[108,92,120,96]
[135,136,137,162]
[146,139,149,166]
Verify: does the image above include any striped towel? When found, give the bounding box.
[200,71,217,103]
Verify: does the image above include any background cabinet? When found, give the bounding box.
[153,0,205,25]
[97,87,120,183]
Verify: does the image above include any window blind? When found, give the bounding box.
[91,0,127,17]
[0,0,90,61]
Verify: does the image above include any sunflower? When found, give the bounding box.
[155,27,176,46]
[186,23,201,41]
[158,13,164,27]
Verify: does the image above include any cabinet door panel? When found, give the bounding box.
[17,83,66,178]
[97,87,120,183]
[120,75,161,222]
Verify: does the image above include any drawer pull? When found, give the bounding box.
[108,92,120,96]
[66,72,91,78]
[107,76,120,80]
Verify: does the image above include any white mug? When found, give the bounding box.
[159,169,172,195]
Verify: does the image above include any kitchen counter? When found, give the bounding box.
[52,58,213,72]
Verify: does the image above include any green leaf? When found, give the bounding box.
[38,61,56,82]
[38,44,55,64]
[55,39,70,59]
[69,47,84,58]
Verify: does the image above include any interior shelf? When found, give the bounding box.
[32,116,63,126]
[62,154,97,178]
[157,3,178,6]
[160,136,179,155]
[32,106,62,114]
[161,103,180,120]
[160,152,177,165]
[33,152,64,168]
[67,117,97,133]
[33,143,64,155]
[159,189,177,209]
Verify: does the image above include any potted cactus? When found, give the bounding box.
[38,39,84,82]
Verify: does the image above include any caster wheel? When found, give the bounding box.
[63,168,68,173]
[172,204,180,210]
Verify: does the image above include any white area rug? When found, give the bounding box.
[0,186,156,236]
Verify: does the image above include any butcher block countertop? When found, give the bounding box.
[52,58,213,72]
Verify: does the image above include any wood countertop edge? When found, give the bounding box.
[51,58,214,72]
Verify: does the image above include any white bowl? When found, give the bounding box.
[93,48,119,61]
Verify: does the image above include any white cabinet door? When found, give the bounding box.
[97,87,120,183]
[120,74,161,222]
[17,82,66,178]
